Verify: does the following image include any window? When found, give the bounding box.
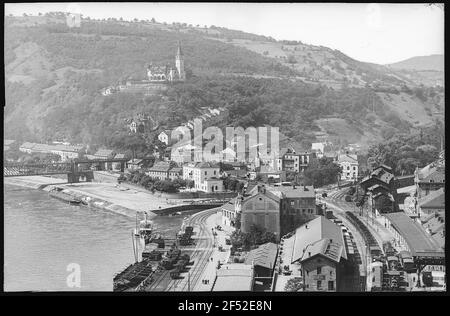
[317,267,322,274]
[205,171,207,176]
[214,170,216,175]
[347,166,350,170]
[330,270,333,276]
[328,281,334,291]
[317,280,322,289]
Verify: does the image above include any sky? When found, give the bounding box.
[5,2,444,64]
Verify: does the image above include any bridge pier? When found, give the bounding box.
[67,173,80,184]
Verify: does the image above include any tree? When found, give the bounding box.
[287,55,297,64]
[186,180,195,189]
[284,278,303,292]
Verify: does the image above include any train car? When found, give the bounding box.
[383,242,397,257]
[387,256,400,270]
[170,267,182,279]
[399,251,416,273]
[422,271,433,287]
[369,261,384,291]
[180,254,191,264]
[160,258,175,270]
[369,245,383,258]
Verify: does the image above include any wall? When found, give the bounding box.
[280,197,317,235]
[302,256,339,292]
[241,193,280,239]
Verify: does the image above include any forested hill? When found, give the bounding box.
[4,13,445,153]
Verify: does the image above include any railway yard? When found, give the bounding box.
[113,208,219,292]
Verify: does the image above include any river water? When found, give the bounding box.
[4,185,186,292]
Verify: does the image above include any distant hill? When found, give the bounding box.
[4,13,444,152]
[387,54,444,71]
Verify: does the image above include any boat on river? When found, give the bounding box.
[49,187,82,205]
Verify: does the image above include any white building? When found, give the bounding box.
[182,162,224,193]
[311,142,325,158]
[158,130,172,146]
[18,142,81,162]
[337,154,358,181]
[221,197,242,227]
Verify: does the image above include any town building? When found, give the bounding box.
[240,185,281,239]
[267,185,317,236]
[281,216,348,292]
[417,188,445,217]
[113,153,126,171]
[18,142,82,162]
[182,162,223,193]
[158,130,172,146]
[382,212,445,276]
[242,184,318,238]
[253,165,286,183]
[244,242,278,288]
[127,158,145,171]
[414,160,445,200]
[146,41,185,82]
[275,147,316,173]
[127,113,153,134]
[337,153,359,181]
[146,161,181,180]
[311,142,325,158]
[420,211,445,250]
[221,197,241,227]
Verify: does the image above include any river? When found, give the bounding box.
[3,184,186,291]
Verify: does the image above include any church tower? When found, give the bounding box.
[175,41,186,81]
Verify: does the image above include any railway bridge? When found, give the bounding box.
[3,158,129,183]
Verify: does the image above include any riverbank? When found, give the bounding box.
[4,176,186,219]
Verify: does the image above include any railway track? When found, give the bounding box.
[166,208,217,291]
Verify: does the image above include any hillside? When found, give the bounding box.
[387,54,444,71]
[385,55,444,87]
[4,13,444,154]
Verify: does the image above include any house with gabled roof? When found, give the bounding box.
[285,216,348,292]
[244,242,278,282]
[415,160,445,200]
[182,162,223,192]
[418,188,445,217]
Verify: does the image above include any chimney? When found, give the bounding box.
[304,186,308,191]
[308,252,311,257]
[293,184,296,189]
[305,224,308,229]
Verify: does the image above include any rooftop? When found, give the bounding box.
[337,154,358,164]
[213,264,253,292]
[244,242,278,269]
[148,161,172,172]
[221,199,236,212]
[300,238,344,264]
[384,212,443,257]
[419,188,445,209]
[267,185,315,199]
[289,216,347,264]
[94,149,115,157]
